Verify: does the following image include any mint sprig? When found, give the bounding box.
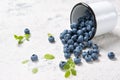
[63,58,77,78]
[44,54,55,60]
[22,59,29,64]
[14,34,30,45]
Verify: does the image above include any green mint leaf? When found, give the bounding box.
[32,68,38,74]
[71,69,77,76]
[14,35,18,39]
[67,58,75,68]
[18,36,24,40]
[44,54,55,60]
[18,40,23,44]
[65,70,71,78]
[48,33,53,37]
[22,60,29,64]
[63,63,70,70]
[24,34,30,41]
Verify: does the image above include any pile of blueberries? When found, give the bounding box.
[59,10,100,67]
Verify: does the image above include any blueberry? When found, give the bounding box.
[64,44,68,48]
[64,53,71,59]
[78,17,84,23]
[60,33,64,40]
[93,49,99,54]
[82,52,88,58]
[69,45,74,52]
[86,25,91,31]
[89,31,93,38]
[77,30,83,35]
[87,41,93,48]
[85,20,89,26]
[48,36,55,43]
[24,28,30,34]
[74,51,81,57]
[88,20,93,26]
[74,57,81,64]
[80,21,85,27]
[70,23,78,29]
[61,39,66,44]
[67,30,73,35]
[59,61,66,69]
[67,39,74,45]
[85,55,92,62]
[108,52,115,59]
[92,44,99,49]
[87,50,93,55]
[91,27,95,33]
[74,42,79,48]
[71,35,77,41]
[72,28,77,34]
[84,36,89,42]
[79,43,85,49]
[63,47,70,53]
[91,53,98,60]
[31,54,38,62]
[82,27,87,32]
[64,34,71,41]
[77,35,83,43]
[62,30,68,35]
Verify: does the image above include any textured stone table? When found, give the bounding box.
[0,0,120,80]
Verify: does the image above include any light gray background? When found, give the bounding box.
[0,0,120,80]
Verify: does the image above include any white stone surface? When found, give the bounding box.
[0,0,120,80]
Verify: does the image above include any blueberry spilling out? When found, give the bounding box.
[108,52,115,59]
[48,36,55,43]
[59,61,66,69]
[24,28,30,34]
[31,54,38,62]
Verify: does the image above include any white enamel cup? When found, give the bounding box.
[70,1,118,39]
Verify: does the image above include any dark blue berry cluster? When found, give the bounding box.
[59,10,99,65]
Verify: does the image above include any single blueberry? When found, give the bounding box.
[67,30,73,35]
[89,31,93,38]
[86,25,92,31]
[31,54,38,62]
[74,42,79,48]
[85,55,92,62]
[84,36,89,42]
[80,21,85,27]
[91,53,98,60]
[108,52,115,59]
[67,39,74,45]
[87,40,93,48]
[70,23,78,29]
[69,45,74,52]
[72,28,77,34]
[93,49,99,54]
[82,52,88,58]
[79,43,85,49]
[59,61,66,69]
[61,39,66,44]
[85,20,89,26]
[63,47,70,53]
[74,57,81,64]
[74,51,81,57]
[77,35,84,43]
[48,36,55,43]
[71,35,77,41]
[82,27,87,32]
[87,50,93,55]
[88,20,94,26]
[64,44,68,48]
[24,28,30,34]
[92,44,99,49]
[64,53,71,59]
[77,30,83,35]
[60,33,64,40]
[78,17,84,23]
[64,34,71,41]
